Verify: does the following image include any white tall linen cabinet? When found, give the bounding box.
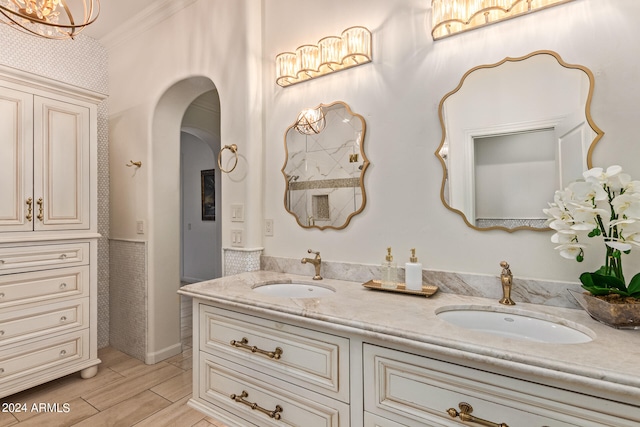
[0,66,105,398]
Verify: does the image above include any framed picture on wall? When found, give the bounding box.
[201,169,215,221]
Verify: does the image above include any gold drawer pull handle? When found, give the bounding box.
[447,402,509,427]
[60,350,67,357]
[0,330,4,336]
[0,292,4,298]
[0,368,4,374]
[60,282,67,289]
[230,390,283,420]
[60,316,67,322]
[230,337,283,360]
[37,197,44,222]
[59,254,67,260]
[26,197,33,222]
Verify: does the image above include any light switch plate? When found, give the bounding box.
[231,229,243,247]
[231,204,244,222]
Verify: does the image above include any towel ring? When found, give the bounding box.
[218,144,239,173]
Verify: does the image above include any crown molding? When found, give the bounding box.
[99,0,199,50]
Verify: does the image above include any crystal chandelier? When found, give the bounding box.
[0,0,100,39]
[295,107,326,135]
[431,0,573,40]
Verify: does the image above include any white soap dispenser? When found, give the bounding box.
[381,247,398,289]
[405,248,423,291]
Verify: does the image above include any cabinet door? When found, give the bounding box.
[33,96,90,230]
[0,86,33,232]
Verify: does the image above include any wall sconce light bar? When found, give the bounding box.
[431,0,574,40]
[276,26,372,87]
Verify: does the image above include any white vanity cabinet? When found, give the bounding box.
[190,303,351,426]
[181,273,640,427]
[0,68,103,399]
[363,344,640,427]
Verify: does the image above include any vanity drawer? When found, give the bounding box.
[0,298,88,346]
[198,352,349,427]
[364,344,633,427]
[0,329,89,383]
[0,266,89,309]
[0,243,89,275]
[200,305,349,402]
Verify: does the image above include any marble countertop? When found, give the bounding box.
[179,270,640,403]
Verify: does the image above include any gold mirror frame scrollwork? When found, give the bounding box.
[282,101,370,230]
[435,50,604,233]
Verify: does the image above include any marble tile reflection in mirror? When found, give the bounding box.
[282,101,370,230]
[435,50,604,232]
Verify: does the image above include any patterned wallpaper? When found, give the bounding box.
[0,26,110,348]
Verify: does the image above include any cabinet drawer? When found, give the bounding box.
[0,298,88,346]
[0,243,89,275]
[0,266,89,309]
[199,352,349,427]
[200,305,349,402]
[0,329,89,383]
[364,344,634,427]
[364,412,407,427]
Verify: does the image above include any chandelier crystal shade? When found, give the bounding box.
[294,107,326,135]
[276,26,372,87]
[0,0,100,40]
[431,0,573,40]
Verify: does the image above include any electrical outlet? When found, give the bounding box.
[136,220,144,234]
[231,229,243,247]
[265,219,274,236]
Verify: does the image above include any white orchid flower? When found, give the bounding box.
[554,243,586,260]
[608,172,632,193]
[583,165,622,185]
[544,165,639,277]
[568,181,607,203]
[612,193,640,218]
[624,180,640,194]
[605,239,633,252]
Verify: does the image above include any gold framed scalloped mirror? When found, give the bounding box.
[435,50,604,232]
[282,101,370,230]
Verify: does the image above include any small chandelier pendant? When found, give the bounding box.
[0,0,100,40]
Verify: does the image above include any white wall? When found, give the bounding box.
[108,0,640,362]
[261,0,640,282]
[108,0,263,361]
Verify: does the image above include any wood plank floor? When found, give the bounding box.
[0,298,229,427]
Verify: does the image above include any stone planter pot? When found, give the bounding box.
[569,289,640,329]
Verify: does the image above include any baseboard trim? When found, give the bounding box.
[145,342,182,364]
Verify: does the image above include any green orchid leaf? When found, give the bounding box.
[580,271,628,294]
[627,273,640,297]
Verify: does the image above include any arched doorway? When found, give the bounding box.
[147,76,221,363]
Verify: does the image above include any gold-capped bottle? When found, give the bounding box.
[381,247,398,289]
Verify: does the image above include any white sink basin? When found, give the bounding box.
[252,282,336,298]
[436,306,593,344]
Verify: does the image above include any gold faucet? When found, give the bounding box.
[301,249,322,280]
[499,260,515,305]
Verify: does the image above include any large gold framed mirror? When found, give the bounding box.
[435,50,604,232]
[282,101,370,230]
